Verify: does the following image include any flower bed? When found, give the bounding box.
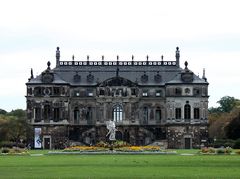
[114,146,161,152]
[59,141,176,155]
[63,145,164,153]
[63,146,109,152]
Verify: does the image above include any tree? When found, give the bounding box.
[0,108,7,115]
[208,107,221,114]
[0,109,32,147]
[7,109,26,118]
[217,96,237,113]
[225,108,240,140]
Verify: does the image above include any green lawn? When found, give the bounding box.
[0,153,240,179]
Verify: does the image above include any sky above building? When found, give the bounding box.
[0,0,240,111]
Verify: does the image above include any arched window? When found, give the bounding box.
[143,107,148,122]
[74,107,80,124]
[86,107,92,121]
[113,105,123,122]
[156,108,161,122]
[184,104,191,119]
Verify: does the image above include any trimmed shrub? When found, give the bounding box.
[216,148,225,154]
[0,141,15,148]
[211,139,235,148]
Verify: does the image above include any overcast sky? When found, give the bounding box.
[0,0,240,111]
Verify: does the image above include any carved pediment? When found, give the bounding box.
[42,71,54,83]
[99,77,136,87]
[181,72,193,83]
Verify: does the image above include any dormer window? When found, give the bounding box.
[141,72,148,83]
[73,72,81,82]
[154,73,162,83]
[87,72,94,83]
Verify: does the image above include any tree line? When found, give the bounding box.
[208,96,240,148]
[0,109,32,148]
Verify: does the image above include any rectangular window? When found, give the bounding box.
[175,88,182,96]
[35,107,41,122]
[86,89,93,97]
[143,107,148,122]
[74,108,80,124]
[175,108,181,119]
[142,90,148,97]
[34,87,42,96]
[99,89,105,95]
[131,88,136,96]
[156,90,161,97]
[86,107,92,121]
[88,92,93,96]
[74,90,80,96]
[156,109,161,122]
[53,108,60,122]
[53,87,60,95]
[194,108,200,119]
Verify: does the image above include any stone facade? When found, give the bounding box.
[26,47,209,149]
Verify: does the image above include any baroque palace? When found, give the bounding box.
[26,47,209,149]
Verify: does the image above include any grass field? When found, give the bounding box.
[0,151,240,178]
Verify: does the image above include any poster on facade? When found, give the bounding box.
[34,128,42,148]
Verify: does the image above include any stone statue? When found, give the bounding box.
[106,120,117,141]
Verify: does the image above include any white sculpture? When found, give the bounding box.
[106,120,117,141]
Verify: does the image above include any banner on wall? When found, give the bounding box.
[34,128,42,148]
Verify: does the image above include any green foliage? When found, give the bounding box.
[216,148,225,154]
[225,111,240,140]
[0,109,32,146]
[217,96,237,113]
[210,139,235,148]
[208,107,221,114]
[0,108,7,115]
[7,109,26,118]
